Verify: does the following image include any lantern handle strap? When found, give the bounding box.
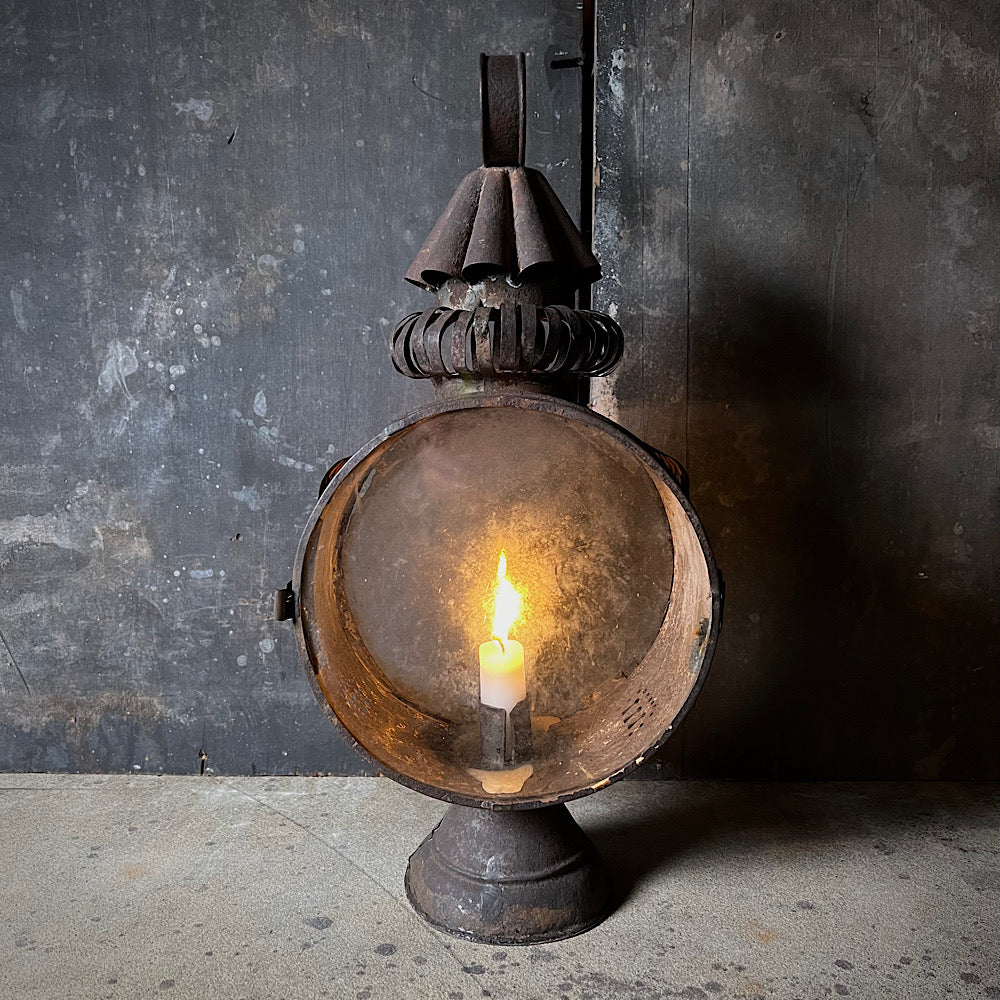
[480,53,525,167]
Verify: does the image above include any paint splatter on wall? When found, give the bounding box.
[0,0,583,775]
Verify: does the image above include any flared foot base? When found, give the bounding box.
[404,803,614,945]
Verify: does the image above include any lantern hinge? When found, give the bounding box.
[273,582,296,622]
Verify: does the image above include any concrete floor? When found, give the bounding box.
[1,777,997,1000]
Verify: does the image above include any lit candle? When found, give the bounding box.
[479,637,526,711]
[478,551,527,712]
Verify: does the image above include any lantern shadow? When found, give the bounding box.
[582,782,810,904]
[634,277,998,780]
[582,780,995,905]
[634,283,851,779]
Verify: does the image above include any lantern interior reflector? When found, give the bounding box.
[297,396,717,807]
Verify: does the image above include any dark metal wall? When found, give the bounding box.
[1,1,996,778]
[0,1,582,774]
[594,0,999,777]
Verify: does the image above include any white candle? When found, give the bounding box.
[479,638,526,711]
[478,550,527,712]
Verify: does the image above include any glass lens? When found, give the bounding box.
[338,406,674,726]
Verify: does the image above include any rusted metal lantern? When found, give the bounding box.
[277,54,722,945]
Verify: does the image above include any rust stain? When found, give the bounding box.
[123,864,148,878]
[748,919,775,944]
[530,715,560,734]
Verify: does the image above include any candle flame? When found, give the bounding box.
[490,550,521,644]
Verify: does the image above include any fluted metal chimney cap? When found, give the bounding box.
[404,164,600,292]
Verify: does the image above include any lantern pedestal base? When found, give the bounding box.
[404,802,614,945]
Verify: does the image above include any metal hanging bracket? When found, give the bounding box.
[480,53,525,167]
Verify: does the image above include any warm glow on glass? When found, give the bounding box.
[490,550,522,644]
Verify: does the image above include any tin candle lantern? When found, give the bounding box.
[276,54,722,944]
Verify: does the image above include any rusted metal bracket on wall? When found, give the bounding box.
[481,53,525,167]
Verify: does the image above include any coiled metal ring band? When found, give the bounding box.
[390,304,624,379]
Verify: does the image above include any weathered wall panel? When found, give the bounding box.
[4,0,997,779]
[595,0,999,777]
[0,1,583,774]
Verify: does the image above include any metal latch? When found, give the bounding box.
[273,582,296,622]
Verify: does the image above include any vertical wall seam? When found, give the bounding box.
[684,1,695,469]
[579,0,597,313]
[639,1,647,442]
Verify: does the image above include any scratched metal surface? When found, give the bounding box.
[593,0,1000,777]
[0,1,584,774]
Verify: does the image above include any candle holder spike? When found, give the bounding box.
[479,700,533,768]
